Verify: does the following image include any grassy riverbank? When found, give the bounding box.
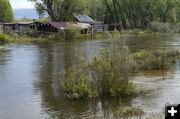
[0,30,122,44]
[1,23,180,44]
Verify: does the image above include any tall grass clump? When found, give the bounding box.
[102,31,111,38]
[133,49,179,70]
[110,30,121,37]
[59,45,136,99]
[149,22,171,34]
[0,34,9,43]
[65,26,81,40]
[47,29,66,41]
[115,106,144,118]
[59,45,179,99]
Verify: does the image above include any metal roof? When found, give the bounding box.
[3,22,33,25]
[75,15,95,23]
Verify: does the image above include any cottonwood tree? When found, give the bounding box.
[0,0,14,22]
[103,0,180,29]
[30,0,88,21]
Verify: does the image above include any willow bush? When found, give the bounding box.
[60,45,136,98]
[149,22,171,34]
[65,26,81,40]
[133,49,179,70]
[59,45,179,99]
[0,34,9,43]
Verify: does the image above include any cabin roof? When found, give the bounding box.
[3,22,33,25]
[50,22,69,29]
[74,14,95,23]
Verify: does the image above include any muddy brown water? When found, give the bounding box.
[0,34,180,119]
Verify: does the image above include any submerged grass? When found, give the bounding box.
[133,49,179,70]
[59,44,180,99]
[0,30,121,44]
[60,45,136,98]
[0,34,9,43]
[115,106,144,118]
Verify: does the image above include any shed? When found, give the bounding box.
[77,22,93,34]
[50,22,93,34]
[3,22,33,34]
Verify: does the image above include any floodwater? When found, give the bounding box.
[0,34,180,119]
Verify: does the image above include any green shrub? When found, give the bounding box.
[0,34,9,43]
[102,31,111,38]
[133,49,179,70]
[60,67,93,98]
[46,29,66,41]
[149,22,171,34]
[115,106,144,118]
[60,45,136,98]
[27,29,37,37]
[59,45,179,99]
[47,34,55,40]
[110,30,121,37]
[65,26,81,40]
[55,29,65,40]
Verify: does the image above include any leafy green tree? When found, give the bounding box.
[103,0,179,29]
[30,0,180,27]
[0,0,14,22]
[30,0,88,21]
[87,0,106,22]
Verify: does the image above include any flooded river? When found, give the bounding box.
[0,34,180,119]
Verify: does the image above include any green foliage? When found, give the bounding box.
[30,0,180,30]
[115,106,144,118]
[47,29,66,40]
[86,0,106,21]
[55,29,65,40]
[149,22,171,33]
[110,30,120,37]
[60,67,93,98]
[133,49,179,70]
[0,0,14,22]
[65,27,81,40]
[30,0,88,21]
[0,34,9,43]
[59,45,179,99]
[104,0,180,29]
[60,45,136,98]
[102,31,111,38]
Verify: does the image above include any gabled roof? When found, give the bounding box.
[75,14,95,23]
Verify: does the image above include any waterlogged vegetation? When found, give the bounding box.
[0,0,180,118]
[115,106,144,118]
[133,49,179,70]
[0,29,122,44]
[59,44,180,99]
[60,45,135,98]
[0,34,9,43]
[1,34,180,119]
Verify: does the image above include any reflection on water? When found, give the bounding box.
[0,34,180,119]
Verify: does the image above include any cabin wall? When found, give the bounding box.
[0,24,3,33]
[93,24,109,32]
[3,23,31,34]
[19,25,30,33]
[3,25,14,33]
